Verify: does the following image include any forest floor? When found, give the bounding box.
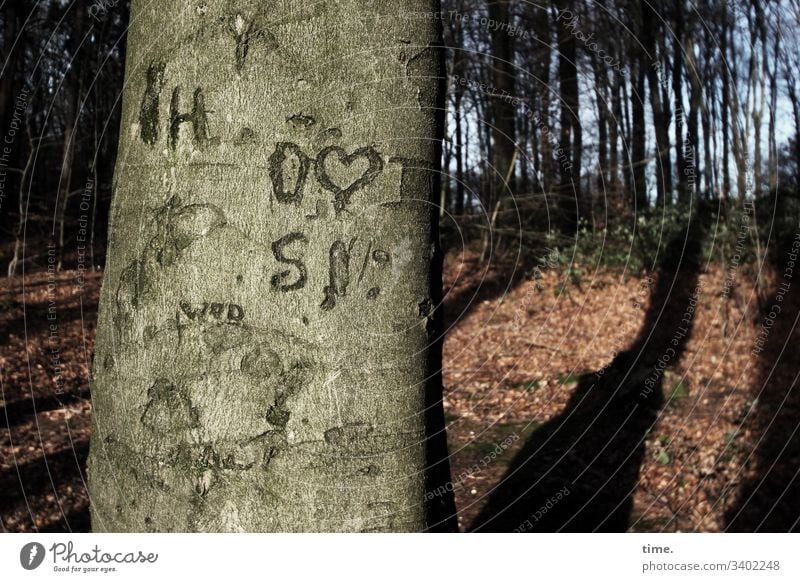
[0,247,793,532]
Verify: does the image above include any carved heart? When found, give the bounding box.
[315,146,384,214]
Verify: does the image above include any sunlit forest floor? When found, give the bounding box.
[0,247,790,532]
[441,250,767,531]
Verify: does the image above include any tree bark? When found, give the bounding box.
[631,60,648,212]
[88,0,455,533]
[622,72,633,201]
[555,0,581,231]
[592,52,609,192]
[787,67,800,184]
[609,61,622,200]
[721,2,731,198]
[642,1,672,208]
[686,33,702,198]
[450,15,466,215]
[487,0,517,201]
[0,3,17,136]
[672,0,687,202]
[532,2,552,194]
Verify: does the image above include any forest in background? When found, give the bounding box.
[2,1,800,265]
[2,0,800,532]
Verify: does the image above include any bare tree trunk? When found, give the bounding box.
[729,9,748,200]
[555,0,581,231]
[610,62,622,201]
[592,52,609,192]
[88,0,455,533]
[786,65,800,184]
[721,2,731,198]
[56,9,87,271]
[632,61,648,211]
[753,3,767,199]
[685,32,702,198]
[440,76,452,218]
[622,73,633,202]
[450,15,466,215]
[7,126,34,279]
[56,100,79,271]
[454,89,465,214]
[767,9,780,193]
[532,2,552,194]
[0,3,17,134]
[672,0,687,202]
[487,0,517,200]
[642,0,672,208]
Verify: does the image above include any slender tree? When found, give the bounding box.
[487,0,518,200]
[555,0,582,231]
[642,0,672,208]
[630,1,648,214]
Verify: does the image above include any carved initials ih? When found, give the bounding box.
[169,87,215,150]
[138,63,216,150]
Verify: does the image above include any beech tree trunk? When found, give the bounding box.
[487,0,517,202]
[88,0,455,533]
[531,2,552,194]
[631,59,647,212]
[642,1,671,208]
[556,0,581,231]
[720,2,731,198]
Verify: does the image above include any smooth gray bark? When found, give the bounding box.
[88,0,452,532]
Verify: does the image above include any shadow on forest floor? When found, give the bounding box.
[470,217,706,532]
[1,269,97,532]
[443,245,551,330]
[726,234,800,532]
